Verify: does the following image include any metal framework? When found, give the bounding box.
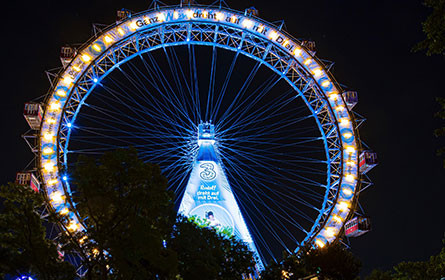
[36,4,364,268]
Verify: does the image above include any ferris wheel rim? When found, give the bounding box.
[38,5,360,256]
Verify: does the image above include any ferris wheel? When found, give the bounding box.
[20,1,377,273]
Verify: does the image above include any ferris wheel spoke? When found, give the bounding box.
[210,51,239,122]
[77,106,185,144]
[220,115,319,141]
[205,46,217,122]
[226,161,309,242]
[219,73,283,130]
[222,152,321,219]
[220,96,307,136]
[224,94,310,138]
[168,46,202,123]
[80,88,194,140]
[111,65,194,132]
[162,47,199,124]
[188,45,201,121]
[217,60,263,126]
[219,146,326,177]
[219,145,325,180]
[130,54,196,128]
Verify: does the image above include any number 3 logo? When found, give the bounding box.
[200,163,216,180]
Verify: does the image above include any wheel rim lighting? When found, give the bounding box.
[38,6,360,250]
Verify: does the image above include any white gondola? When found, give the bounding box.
[245,7,259,17]
[301,40,316,54]
[116,9,131,24]
[16,172,40,192]
[345,216,371,237]
[23,102,43,130]
[60,46,77,67]
[342,91,358,109]
[359,151,378,174]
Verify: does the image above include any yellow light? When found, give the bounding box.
[56,89,66,97]
[186,10,193,19]
[117,28,125,36]
[257,25,264,33]
[216,12,224,21]
[81,54,91,63]
[269,31,278,40]
[321,80,331,87]
[158,13,166,22]
[60,207,70,215]
[336,105,345,111]
[343,132,353,139]
[294,47,302,56]
[79,236,87,244]
[342,187,353,196]
[202,11,208,18]
[242,19,253,28]
[315,239,325,248]
[104,35,113,43]
[67,220,79,232]
[62,75,73,85]
[313,68,323,77]
[303,58,312,65]
[282,40,290,47]
[338,201,350,211]
[47,178,58,186]
[43,132,54,141]
[345,174,355,182]
[332,215,342,223]
[49,101,61,111]
[92,44,101,52]
[50,191,64,204]
[72,65,81,72]
[329,93,339,101]
[325,227,336,238]
[340,118,350,126]
[43,162,55,173]
[43,147,53,155]
[282,270,290,279]
[231,15,237,23]
[173,11,179,19]
[129,21,138,31]
[345,146,356,154]
[46,117,56,124]
[92,248,100,256]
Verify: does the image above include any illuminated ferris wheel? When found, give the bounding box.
[20,1,377,273]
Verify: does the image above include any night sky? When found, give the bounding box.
[2,0,444,275]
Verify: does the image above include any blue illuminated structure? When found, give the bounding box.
[179,122,264,270]
[30,3,376,275]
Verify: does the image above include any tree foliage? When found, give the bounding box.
[0,183,76,280]
[414,0,445,56]
[261,242,361,280]
[70,148,255,280]
[365,238,445,280]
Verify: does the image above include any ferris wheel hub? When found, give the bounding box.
[198,122,215,145]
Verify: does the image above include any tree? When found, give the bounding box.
[170,216,255,280]
[71,148,178,279]
[364,269,393,280]
[413,0,445,56]
[261,242,361,280]
[0,183,76,280]
[70,148,256,279]
[364,237,445,280]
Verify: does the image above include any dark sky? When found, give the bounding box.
[2,0,444,275]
